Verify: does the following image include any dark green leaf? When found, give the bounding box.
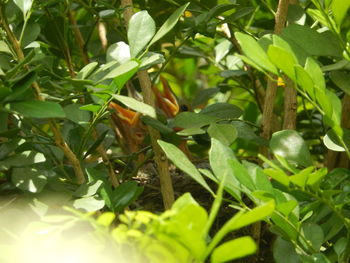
[273,237,300,263]
[12,167,47,193]
[9,100,66,118]
[200,102,243,119]
[112,181,143,211]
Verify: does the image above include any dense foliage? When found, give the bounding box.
[1,0,350,262]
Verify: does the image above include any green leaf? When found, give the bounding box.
[281,24,342,58]
[294,65,316,101]
[267,45,297,80]
[323,129,346,152]
[200,102,243,119]
[112,181,143,211]
[231,201,275,230]
[79,104,101,113]
[290,166,314,189]
[148,3,190,48]
[76,62,98,80]
[17,22,40,47]
[215,39,233,63]
[74,180,103,197]
[8,100,66,118]
[73,196,105,212]
[3,72,37,103]
[304,57,325,91]
[0,41,12,55]
[128,11,156,57]
[331,0,350,26]
[64,103,90,126]
[112,95,156,118]
[97,212,116,227]
[301,223,324,251]
[228,159,256,191]
[106,41,131,63]
[0,151,46,169]
[12,167,47,193]
[211,236,257,263]
[209,138,241,200]
[270,130,313,167]
[235,32,278,74]
[207,123,237,146]
[139,52,165,70]
[273,237,300,263]
[330,71,350,96]
[13,0,33,17]
[225,7,255,22]
[141,116,174,134]
[172,112,217,129]
[158,140,214,195]
[264,168,290,187]
[84,130,109,158]
[101,60,139,83]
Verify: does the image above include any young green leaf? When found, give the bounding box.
[211,236,257,263]
[331,0,350,26]
[235,32,278,74]
[267,45,297,80]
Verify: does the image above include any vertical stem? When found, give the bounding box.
[282,76,297,130]
[260,0,290,153]
[255,1,291,261]
[282,0,298,130]
[67,9,90,65]
[120,0,175,209]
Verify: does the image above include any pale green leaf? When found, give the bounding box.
[128,11,155,57]
[112,95,156,118]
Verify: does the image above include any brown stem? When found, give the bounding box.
[282,76,297,130]
[50,121,85,184]
[67,10,90,65]
[120,0,175,209]
[260,0,290,150]
[255,1,291,260]
[282,0,298,130]
[0,4,85,184]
